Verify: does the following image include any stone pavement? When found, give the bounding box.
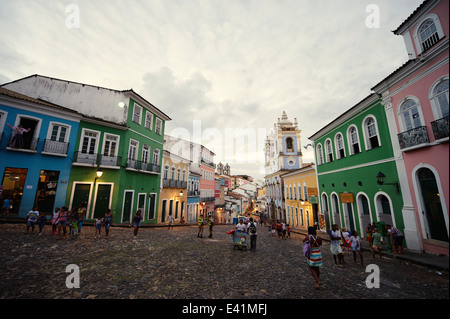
[0,222,448,299]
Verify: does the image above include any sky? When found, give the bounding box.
[0,0,425,181]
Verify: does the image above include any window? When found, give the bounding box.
[145,112,153,130]
[142,144,150,163]
[152,149,160,166]
[133,103,142,124]
[286,137,294,152]
[348,126,360,155]
[419,19,439,52]
[103,134,118,157]
[303,183,308,202]
[316,144,324,165]
[50,124,68,142]
[364,117,380,149]
[177,168,181,181]
[435,80,449,118]
[164,165,169,180]
[171,167,175,180]
[335,133,345,159]
[325,139,333,162]
[155,118,162,135]
[128,139,138,162]
[400,99,422,131]
[182,170,186,182]
[81,130,99,155]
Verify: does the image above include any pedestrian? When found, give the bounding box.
[303,226,322,289]
[104,209,113,237]
[167,213,174,230]
[235,218,246,232]
[348,230,364,267]
[366,223,373,250]
[6,123,31,148]
[94,216,102,238]
[282,220,287,240]
[341,227,351,254]
[67,208,77,238]
[329,224,344,266]
[207,215,214,238]
[26,206,39,234]
[56,206,68,240]
[386,225,404,254]
[132,210,143,237]
[1,197,11,216]
[71,219,78,238]
[248,217,257,251]
[271,221,276,237]
[37,211,47,236]
[51,207,59,235]
[286,224,291,238]
[197,214,204,238]
[371,228,383,260]
[77,203,87,234]
[276,220,283,240]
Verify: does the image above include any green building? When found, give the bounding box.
[3,75,171,224]
[308,93,404,239]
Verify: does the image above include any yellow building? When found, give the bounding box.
[282,164,319,231]
[158,150,190,224]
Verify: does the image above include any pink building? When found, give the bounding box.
[373,0,449,254]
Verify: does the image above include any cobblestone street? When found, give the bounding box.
[0,223,448,299]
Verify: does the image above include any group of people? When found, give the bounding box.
[269,220,291,240]
[302,222,402,289]
[197,214,214,238]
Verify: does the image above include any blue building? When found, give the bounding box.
[0,88,81,217]
[187,171,200,223]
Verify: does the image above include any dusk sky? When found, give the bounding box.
[0,0,424,181]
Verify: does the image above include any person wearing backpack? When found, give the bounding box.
[248,217,257,251]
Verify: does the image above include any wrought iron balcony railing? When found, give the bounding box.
[42,139,69,155]
[397,126,429,149]
[99,155,122,167]
[127,159,160,173]
[73,151,98,165]
[431,116,449,140]
[7,134,39,151]
[163,179,187,188]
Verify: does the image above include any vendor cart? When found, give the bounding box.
[232,230,247,250]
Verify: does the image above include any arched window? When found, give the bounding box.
[400,99,422,131]
[325,139,333,162]
[316,144,324,165]
[435,80,449,118]
[348,126,360,155]
[286,137,294,152]
[364,117,380,149]
[335,133,345,159]
[419,18,439,52]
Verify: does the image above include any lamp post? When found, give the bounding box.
[376,171,400,193]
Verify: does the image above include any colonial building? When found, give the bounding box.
[2,75,171,224]
[264,111,303,221]
[309,94,406,242]
[0,87,81,217]
[372,0,449,254]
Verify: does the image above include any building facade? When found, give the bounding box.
[0,88,81,217]
[372,0,449,254]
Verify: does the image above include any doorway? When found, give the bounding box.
[93,184,112,218]
[122,190,134,223]
[35,170,60,214]
[1,168,28,215]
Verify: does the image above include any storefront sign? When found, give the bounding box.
[340,192,354,203]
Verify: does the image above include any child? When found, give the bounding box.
[38,211,47,235]
[348,230,364,267]
[51,208,60,235]
[26,206,39,234]
[71,219,79,238]
[94,216,102,238]
[286,224,291,238]
[371,228,383,260]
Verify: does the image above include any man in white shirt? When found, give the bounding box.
[329,224,344,266]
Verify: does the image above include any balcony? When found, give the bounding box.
[6,134,39,152]
[201,159,216,168]
[200,197,215,203]
[42,139,69,155]
[431,116,449,140]
[126,159,160,174]
[163,179,187,188]
[73,151,98,165]
[188,190,200,196]
[398,126,429,150]
[99,155,122,167]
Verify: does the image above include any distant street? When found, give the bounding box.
[0,223,448,299]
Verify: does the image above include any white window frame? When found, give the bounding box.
[142,144,150,164]
[79,128,100,155]
[47,121,71,143]
[335,133,346,159]
[133,103,142,124]
[397,96,425,132]
[429,76,449,120]
[347,125,361,155]
[145,111,153,130]
[362,115,381,150]
[155,117,162,135]
[102,133,120,157]
[128,139,139,160]
[325,138,334,163]
[316,143,324,165]
[413,13,445,55]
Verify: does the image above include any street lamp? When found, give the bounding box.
[376,171,399,193]
[179,190,183,196]
[96,169,103,178]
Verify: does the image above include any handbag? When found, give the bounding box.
[303,235,312,258]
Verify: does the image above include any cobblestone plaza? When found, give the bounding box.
[0,223,448,300]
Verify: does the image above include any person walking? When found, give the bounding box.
[26,206,39,234]
[248,217,257,251]
[271,221,276,237]
[104,209,113,237]
[77,203,87,235]
[197,214,204,238]
[94,216,102,238]
[341,227,351,255]
[207,215,214,238]
[51,208,59,235]
[348,230,364,267]
[56,207,68,240]
[132,210,143,238]
[167,214,174,230]
[37,211,47,236]
[1,197,11,216]
[371,228,383,260]
[330,224,344,266]
[276,220,283,240]
[303,226,323,289]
